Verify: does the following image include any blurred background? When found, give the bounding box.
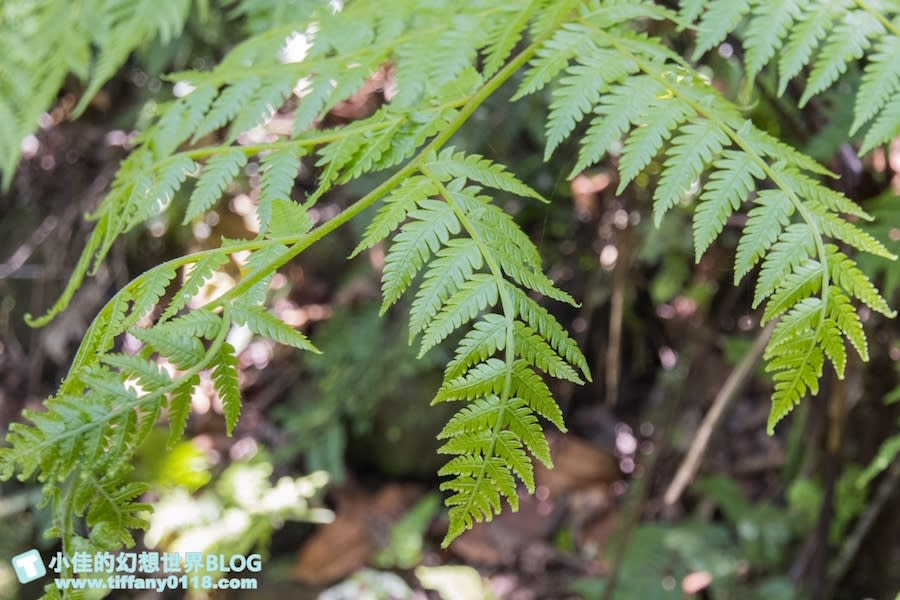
[1,3,900,599]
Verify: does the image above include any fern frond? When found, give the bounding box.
[352,176,439,257]
[445,313,509,379]
[419,274,500,357]
[572,74,664,177]
[753,222,816,309]
[545,47,637,159]
[653,120,730,224]
[692,150,763,260]
[762,259,823,324]
[851,35,900,135]
[381,201,461,312]
[743,0,802,83]
[799,10,882,107]
[161,254,228,321]
[167,375,199,449]
[692,0,751,60]
[410,240,484,340]
[184,149,247,223]
[102,354,172,391]
[827,286,868,360]
[233,302,320,352]
[827,246,896,317]
[617,97,693,193]
[734,191,795,285]
[258,147,304,234]
[268,198,313,239]
[425,148,545,202]
[212,342,241,436]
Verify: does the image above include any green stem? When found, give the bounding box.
[208,29,559,310]
[854,0,900,38]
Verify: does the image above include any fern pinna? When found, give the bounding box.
[0,0,896,579]
[684,0,900,154]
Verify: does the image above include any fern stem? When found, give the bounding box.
[853,0,900,38]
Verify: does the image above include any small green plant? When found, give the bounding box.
[1,2,898,593]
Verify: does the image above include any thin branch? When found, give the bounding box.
[664,320,775,505]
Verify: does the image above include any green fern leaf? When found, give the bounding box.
[734,190,794,284]
[227,73,296,141]
[504,398,552,469]
[777,2,836,93]
[482,2,535,78]
[419,274,500,357]
[167,375,198,449]
[744,127,836,178]
[766,332,823,433]
[692,0,750,60]
[860,96,900,154]
[618,97,693,194]
[128,264,177,326]
[425,148,545,202]
[814,211,896,260]
[439,428,534,491]
[743,0,801,82]
[654,120,730,225]
[827,246,896,317]
[545,48,636,159]
[514,321,582,384]
[434,358,507,404]
[258,147,303,234]
[192,78,261,141]
[161,254,228,321]
[799,10,883,106]
[410,239,484,340]
[819,316,847,378]
[232,303,320,352]
[211,342,241,435]
[777,167,871,220]
[511,360,565,431]
[768,296,823,351]
[352,176,439,257]
[572,75,664,177]
[381,201,461,312]
[102,354,172,391]
[183,149,247,223]
[851,35,900,135]
[268,198,313,239]
[508,285,591,381]
[513,25,586,100]
[439,453,518,540]
[693,150,763,260]
[827,286,868,360]
[439,396,504,437]
[131,326,204,370]
[762,258,823,323]
[754,222,817,308]
[445,314,508,379]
